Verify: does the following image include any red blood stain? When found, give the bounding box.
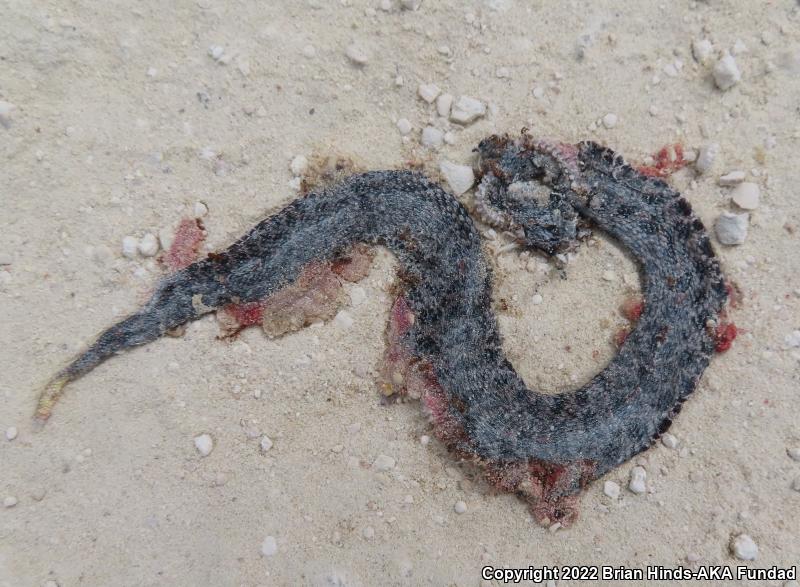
[223,301,264,327]
[620,297,644,322]
[613,328,630,347]
[714,322,738,352]
[389,296,414,338]
[163,218,205,271]
[637,144,687,177]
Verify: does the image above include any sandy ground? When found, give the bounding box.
[2,1,799,586]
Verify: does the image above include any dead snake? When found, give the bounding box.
[35,135,729,526]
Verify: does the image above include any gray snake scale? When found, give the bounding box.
[36,135,728,525]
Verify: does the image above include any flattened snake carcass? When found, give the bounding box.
[35,135,731,526]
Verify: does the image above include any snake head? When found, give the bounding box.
[474,134,581,256]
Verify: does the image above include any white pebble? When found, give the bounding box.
[372,454,396,471]
[628,466,647,494]
[449,96,486,125]
[715,212,749,245]
[602,270,616,282]
[454,500,467,514]
[421,126,444,148]
[695,143,719,174]
[730,534,758,560]
[417,83,441,104]
[396,118,412,135]
[193,201,208,218]
[436,93,454,117]
[260,436,273,453]
[0,100,15,127]
[443,132,456,146]
[692,39,714,65]
[731,182,760,210]
[349,286,366,306]
[5,426,18,441]
[146,67,158,78]
[260,535,278,557]
[302,44,316,59]
[362,526,375,539]
[334,310,354,329]
[439,161,475,196]
[602,113,618,129]
[290,155,308,177]
[194,433,214,457]
[3,496,17,508]
[792,477,800,492]
[138,233,159,257]
[158,228,174,251]
[788,447,800,461]
[400,0,421,9]
[344,43,369,66]
[603,480,621,499]
[661,433,678,449]
[718,170,746,186]
[785,330,800,348]
[420,435,430,446]
[121,236,139,259]
[496,67,510,79]
[531,294,543,305]
[713,52,741,91]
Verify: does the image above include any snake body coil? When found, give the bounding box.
[36,137,728,525]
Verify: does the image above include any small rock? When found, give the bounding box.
[420,435,430,446]
[496,67,510,79]
[454,500,467,514]
[302,44,316,59]
[194,433,214,457]
[5,426,18,441]
[692,39,714,65]
[792,477,800,492]
[731,182,760,210]
[785,331,800,348]
[417,83,441,104]
[193,202,208,218]
[730,534,758,561]
[718,170,746,186]
[208,45,225,61]
[439,161,475,195]
[138,233,159,257]
[349,286,366,306]
[260,436,273,453]
[713,52,741,91]
[362,526,375,539]
[715,212,749,245]
[421,126,444,148]
[602,113,618,129]
[531,294,543,305]
[261,536,278,557]
[449,96,486,125]
[603,480,621,499]
[629,466,647,494]
[344,44,369,66]
[334,310,354,329]
[436,93,453,117]
[372,454,396,471]
[290,155,308,177]
[121,236,139,259]
[695,143,719,174]
[602,270,616,282]
[396,118,412,135]
[3,496,18,508]
[788,447,800,461]
[0,100,15,128]
[661,433,678,449]
[400,0,421,9]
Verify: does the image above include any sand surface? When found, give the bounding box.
[2,1,799,586]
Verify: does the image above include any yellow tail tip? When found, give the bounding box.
[34,376,68,423]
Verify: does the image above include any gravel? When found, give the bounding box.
[731,182,760,210]
[345,43,369,66]
[788,447,800,461]
[439,161,475,195]
[417,83,440,104]
[713,52,742,90]
[603,480,621,499]
[122,236,139,258]
[715,212,749,245]
[260,436,273,453]
[436,93,453,117]
[421,126,444,148]
[194,433,214,457]
[138,233,159,257]
[695,143,719,174]
[3,496,18,508]
[260,535,278,557]
[454,500,467,514]
[290,155,309,176]
[730,534,758,560]
[661,433,678,449]
[449,96,486,125]
[628,466,647,494]
[396,118,412,135]
[5,426,18,441]
[602,113,618,129]
[718,170,746,186]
